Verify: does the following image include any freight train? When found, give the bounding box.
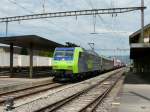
[52,47,122,81]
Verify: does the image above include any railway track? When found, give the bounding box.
[34,70,123,112]
[79,74,122,112]
[0,82,63,105]
[0,69,52,77]
[8,68,125,112]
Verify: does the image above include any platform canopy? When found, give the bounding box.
[130,23,150,38]
[0,35,64,50]
[129,23,150,59]
[130,47,150,59]
[0,35,64,78]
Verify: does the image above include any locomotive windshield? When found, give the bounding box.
[54,49,74,61]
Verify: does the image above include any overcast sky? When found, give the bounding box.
[0,0,150,56]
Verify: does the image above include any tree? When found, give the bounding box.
[65,42,80,47]
[39,51,54,57]
[20,47,28,55]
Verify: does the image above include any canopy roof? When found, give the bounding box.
[0,35,64,50]
[129,23,150,38]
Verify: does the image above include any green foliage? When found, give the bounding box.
[39,51,54,57]
[20,47,28,55]
[65,42,80,47]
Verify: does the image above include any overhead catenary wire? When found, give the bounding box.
[6,0,83,41]
[3,1,145,40]
[44,0,91,41]
[90,0,130,38]
[84,0,109,29]
[88,0,97,33]
[84,0,130,55]
[85,0,119,35]
[95,48,129,51]
[7,0,34,14]
[0,7,144,22]
[82,0,141,48]
[0,0,144,57]
[95,48,130,56]
[5,0,86,45]
[42,0,46,13]
[84,0,106,34]
[109,0,127,47]
[72,0,131,38]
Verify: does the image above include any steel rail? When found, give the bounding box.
[34,69,123,112]
[0,82,63,105]
[79,72,123,112]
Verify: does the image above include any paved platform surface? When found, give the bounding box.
[116,72,150,112]
[118,84,150,112]
[0,77,53,94]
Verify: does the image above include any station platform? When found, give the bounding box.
[0,77,53,94]
[118,84,150,112]
[113,72,150,112]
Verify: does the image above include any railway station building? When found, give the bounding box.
[130,23,150,73]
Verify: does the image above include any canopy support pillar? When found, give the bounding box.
[10,43,14,77]
[29,43,33,78]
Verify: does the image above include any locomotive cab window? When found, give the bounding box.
[54,50,74,61]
